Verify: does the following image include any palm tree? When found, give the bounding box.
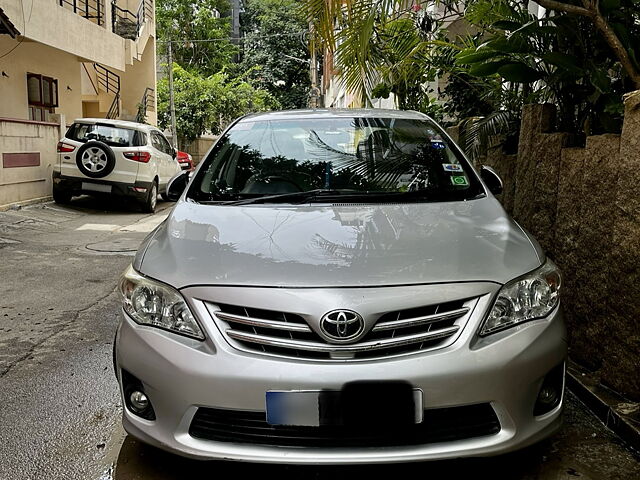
[302,1,465,108]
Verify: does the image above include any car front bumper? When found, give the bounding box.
[114,283,567,464]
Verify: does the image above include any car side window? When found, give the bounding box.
[133,131,147,147]
[150,132,162,152]
[150,132,172,155]
[158,133,173,155]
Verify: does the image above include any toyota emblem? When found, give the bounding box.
[320,310,365,343]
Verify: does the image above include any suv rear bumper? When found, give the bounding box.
[53,172,153,201]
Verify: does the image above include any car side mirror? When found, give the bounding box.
[480,166,503,195]
[166,170,189,202]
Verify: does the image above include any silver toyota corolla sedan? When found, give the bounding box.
[114,109,566,463]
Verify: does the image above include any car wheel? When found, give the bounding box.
[160,192,170,202]
[142,182,157,213]
[75,141,116,178]
[52,185,72,204]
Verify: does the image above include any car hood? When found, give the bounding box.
[137,198,543,289]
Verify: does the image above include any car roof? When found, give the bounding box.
[239,108,431,123]
[72,118,159,132]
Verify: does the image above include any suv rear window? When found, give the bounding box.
[66,123,146,147]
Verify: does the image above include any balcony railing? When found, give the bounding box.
[59,0,105,26]
[112,0,153,40]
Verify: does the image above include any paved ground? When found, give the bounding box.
[0,197,638,480]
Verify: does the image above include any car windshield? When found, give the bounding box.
[189,116,484,203]
[67,123,144,147]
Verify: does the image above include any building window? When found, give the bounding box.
[27,73,58,121]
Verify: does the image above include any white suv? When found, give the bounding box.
[52,119,182,212]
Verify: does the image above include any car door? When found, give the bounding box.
[157,132,180,182]
[149,131,172,186]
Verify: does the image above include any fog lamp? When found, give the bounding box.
[534,362,565,416]
[129,391,149,412]
[121,370,156,420]
[537,386,558,406]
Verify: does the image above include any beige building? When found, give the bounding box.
[0,0,157,207]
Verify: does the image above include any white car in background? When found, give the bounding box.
[53,119,182,213]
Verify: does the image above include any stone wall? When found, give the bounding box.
[484,96,640,400]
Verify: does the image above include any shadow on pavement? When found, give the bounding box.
[55,195,171,215]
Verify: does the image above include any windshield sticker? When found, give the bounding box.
[451,176,469,186]
[442,163,463,172]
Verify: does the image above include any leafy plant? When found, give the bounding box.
[157,65,279,147]
[454,1,631,134]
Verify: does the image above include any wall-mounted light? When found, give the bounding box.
[1,71,8,78]
[67,85,72,91]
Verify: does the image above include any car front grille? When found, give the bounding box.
[189,404,500,447]
[206,298,475,361]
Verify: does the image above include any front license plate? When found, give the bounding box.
[82,182,112,193]
[266,383,423,426]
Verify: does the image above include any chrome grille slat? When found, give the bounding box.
[226,326,460,353]
[208,298,476,361]
[214,311,312,333]
[372,307,469,332]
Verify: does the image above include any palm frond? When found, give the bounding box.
[460,111,513,161]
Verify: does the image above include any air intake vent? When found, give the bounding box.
[189,403,500,447]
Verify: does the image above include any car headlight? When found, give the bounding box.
[480,259,561,336]
[119,265,204,340]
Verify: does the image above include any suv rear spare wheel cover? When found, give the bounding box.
[76,141,116,178]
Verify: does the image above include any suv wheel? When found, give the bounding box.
[52,185,72,204]
[142,182,157,213]
[76,141,116,178]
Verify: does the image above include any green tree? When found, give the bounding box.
[157,65,280,147]
[156,0,238,76]
[240,0,311,109]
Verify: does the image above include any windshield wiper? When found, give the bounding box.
[217,187,481,206]
[223,189,345,206]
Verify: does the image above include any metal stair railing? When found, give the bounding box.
[135,87,155,123]
[106,93,121,120]
[93,63,120,95]
[93,63,121,119]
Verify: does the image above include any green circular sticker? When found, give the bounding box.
[451,176,469,186]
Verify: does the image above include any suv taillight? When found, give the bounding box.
[123,152,151,163]
[57,142,75,153]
